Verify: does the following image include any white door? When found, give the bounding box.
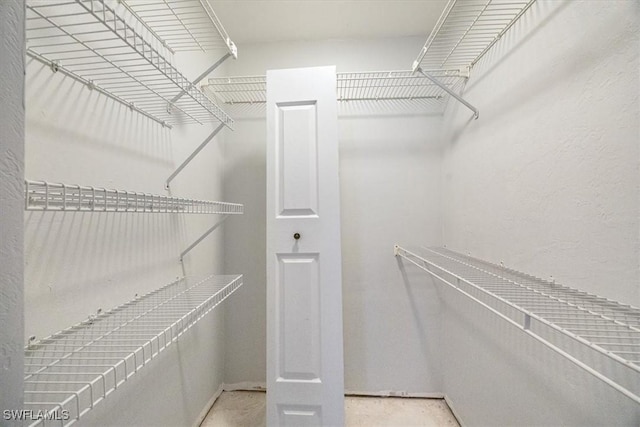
[266,66,345,427]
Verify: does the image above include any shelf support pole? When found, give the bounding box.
[166,123,225,189]
[416,67,479,119]
[180,214,229,261]
[170,53,232,105]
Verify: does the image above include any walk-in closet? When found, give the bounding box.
[0,0,638,426]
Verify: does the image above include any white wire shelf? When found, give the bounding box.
[121,0,237,56]
[204,70,466,112]
[25,180,244,214]
[395,245,640,404]
[23,274,242,426]
[26,0,234,128]
[412,0,536,72]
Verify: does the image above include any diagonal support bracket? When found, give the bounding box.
[170,52,232,105]
[416,67,479,119]
[180,214,229,261]
[166,123,225,189]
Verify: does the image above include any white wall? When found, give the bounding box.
[24,28,230,425]
[0,0,25,421]
[222,36,446,394]
[438,0,640,425]
[441,0,640,307]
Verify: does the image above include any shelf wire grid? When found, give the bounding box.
[413,0,536,71]
[395,245,640,404]
[23,274,242,427]
[121,0,236,54]
[25,180,244,214]
[204,70,466,112]
[26,0,233,127]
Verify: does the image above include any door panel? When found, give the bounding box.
[277,254,321,381]
[267,66,344,427]
[278,405,322,426]
[276,101,319,217]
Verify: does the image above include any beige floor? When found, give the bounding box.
[201,391,460,427]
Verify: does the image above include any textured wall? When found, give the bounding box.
[0,0,25,420]
[441,0,640,307]
[439,0,640,425]
[222,36,446,394]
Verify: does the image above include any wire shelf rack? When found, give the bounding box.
[121,0,237,55]
[337,70,463,104]
[395,245,640,404]
[23,274,242,426]
[412,0,536,72]
[26,0,234,128]
[204,75,266,105]
[204,70,466,112]
[25,180,244,214]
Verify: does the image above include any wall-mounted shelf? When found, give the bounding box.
[25,180,244,214]
[203,70,466,113]
[412,0,537,72]
[337,70,462,103]
[26,0,234,127]
[395,246,640,405]
[410,0,536,118]
[23,274,242,426]
[121,0,237,55]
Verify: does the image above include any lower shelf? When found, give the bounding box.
[395,246,640,405]
[23,274,243,426]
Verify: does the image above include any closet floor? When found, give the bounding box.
[200,391,460,427]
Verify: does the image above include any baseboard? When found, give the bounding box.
[193,383,224,427]
[223,381,267,392]
[220,384,444,399]
[443,394,465,427]
[345,390,445,399]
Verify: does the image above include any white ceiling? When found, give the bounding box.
[210,1,448,44]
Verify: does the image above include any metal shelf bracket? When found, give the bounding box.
[170,52,233,106]
[180,214,230,261]
[416,67,478,119]
[166,122,226,189]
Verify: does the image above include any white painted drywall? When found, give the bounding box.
[222,37,445,394]
[441,0,640,307]
[0,0,25,421]
[23,27,231,425]
[438,0,640,425]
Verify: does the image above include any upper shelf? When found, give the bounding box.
[204,70,466,113]
[412,0,536,72]
[26,0,234,128]
[121,0,237,56]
